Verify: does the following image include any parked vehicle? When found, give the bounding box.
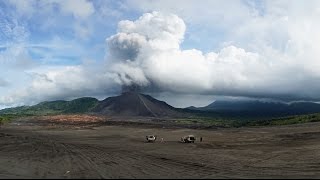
[146,135,157,142]
[181,135,196,143]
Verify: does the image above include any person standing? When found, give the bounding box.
[200,137,203,142]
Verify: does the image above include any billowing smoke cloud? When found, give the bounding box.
[106,12,186,91]
[105,11,320,101]
[2,9,320,108]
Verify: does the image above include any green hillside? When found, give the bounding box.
[174,113,320,128]
[1,95,320,128]
[243,113,320,126]
[0,97,99,116]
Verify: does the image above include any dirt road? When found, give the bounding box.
[1,120,320,178]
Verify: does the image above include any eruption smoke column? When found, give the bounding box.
[121,84,141,93]
[106,11,185,94]
[106,11,312,100]
[105,11,277,97]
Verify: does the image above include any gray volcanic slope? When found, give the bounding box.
[92,92,181,117]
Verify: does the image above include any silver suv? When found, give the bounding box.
[146,135,157,142]
[181,135,196,143]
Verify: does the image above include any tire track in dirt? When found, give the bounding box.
[4,122,320,178]
[59,142,219,178]
[0,131,229,178]
[58,143,106,178]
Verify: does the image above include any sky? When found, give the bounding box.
[1,0,320,109]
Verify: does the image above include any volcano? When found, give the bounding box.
[92,92,182,117]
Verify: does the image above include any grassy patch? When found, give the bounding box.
[0,114,25,125]
[268,114,320,126]
[236,113,320,127]
[173,113,320,128]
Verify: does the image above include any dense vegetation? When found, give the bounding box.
[243,113,320,126]
[1,96,320,128]
[188,100,320,118]
[0,97,99,125]
[175,112,320,128]
[0,114,26,125]
[0,97,98,116]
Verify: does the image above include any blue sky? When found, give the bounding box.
[0,0,229,65]
[1,0,320,108]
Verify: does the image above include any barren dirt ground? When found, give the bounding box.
[2,118,320,178]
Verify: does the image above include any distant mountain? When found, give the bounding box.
[0,93,183,118]
[0,97,99,115]
[3,94,320,119]
[92,92,182,117]
[187,100,320,117]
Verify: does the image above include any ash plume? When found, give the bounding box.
[105,11,320,101]
[121,84,141,93]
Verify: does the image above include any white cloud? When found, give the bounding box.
[117,11,186,50]
[0,78,9,87]
[3,46,36,66]
[124,0,253,27]
[6,0,36,17]
[52,0,95,19]
[2,1,320,108]
[7,0,95,19]
[106,11,320,101]
[5,0,95,40]
[0,64,119,106]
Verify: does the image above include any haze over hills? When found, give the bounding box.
[187,100,320,117]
